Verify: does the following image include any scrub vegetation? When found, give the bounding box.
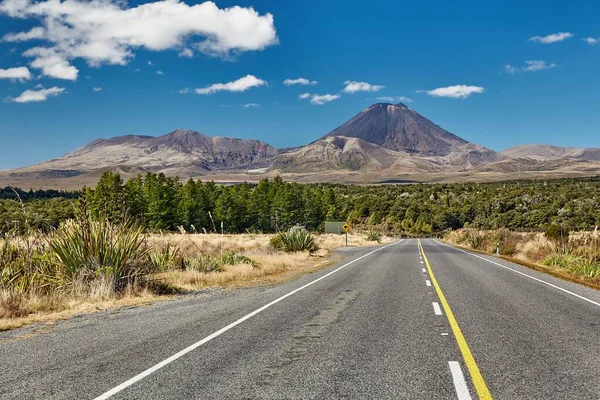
[444,228,600,286]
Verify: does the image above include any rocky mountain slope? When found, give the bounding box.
[501,144,600,161]
[7,129,277,178]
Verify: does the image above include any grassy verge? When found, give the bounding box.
[1,223,394,332]
[442,228,600,290]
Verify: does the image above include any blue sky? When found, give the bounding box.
[1,0,600,169]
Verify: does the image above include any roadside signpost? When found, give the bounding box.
[342,222,351,246]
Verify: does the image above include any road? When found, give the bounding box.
[1,239,600,399]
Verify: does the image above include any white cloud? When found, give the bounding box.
[195,74,267,95]
[505,60,556,74]
[0,0,278,81]
[244,103,260,108]
[179,87,191,94]
[583,37,599,45]
[179,48,194,57]
[284,77,318,86]
[147,61,153,66]
[422,85,484,99]
[2,26,44,41]
[529,32,573,44]
[504,64,518,75]
[298,93,340,105]
[156,70,164,75]
[93,87,102,92]
[0,66,31,81]
[23,47,78,80]
[523,60,556,72]
[374,96,413,103]
[343,80,384,93]
[7,86,65,103]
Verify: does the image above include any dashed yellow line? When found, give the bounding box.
[419,240,493,400]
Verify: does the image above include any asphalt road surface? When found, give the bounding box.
[2,239,600,399]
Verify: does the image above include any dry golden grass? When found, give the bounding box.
[1,232,394,332]
[148,232,394,291]
[443,229,600,289]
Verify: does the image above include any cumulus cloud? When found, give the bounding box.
[195,74,267,95]
[244,103,260,108]
[583,37,599,45]
[374,96,413,103]
[7,86,65,103]
[0,66,31,81]
[421,85,484,99]
[299,93,340,105]
[93,87,102,91]
[179,48,194,57]
[506,60,557,74]
[529,32,573,44]
[343,80,384,93]
[156,70,164,75]
[283,77,318,86]
[0,0,278,80]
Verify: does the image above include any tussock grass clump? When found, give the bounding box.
[148,243,180,272]
[270,226,318,253]
[184,251,258,273]
[365,230,382,243]
[50,218,152,292]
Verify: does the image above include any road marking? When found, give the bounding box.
[420,260,424,264]
[426,279,432,287]
[419,240,492,400]
[435,240,600,309]
[422,268,426,273]
[92,240,403,400]
[449,361,474,400]
[432,301,442,315]
[441,332,449,336]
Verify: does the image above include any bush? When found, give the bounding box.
[148,243,180,271]
[184,251,258,273]
[49,217,151,292]
[270,226,318,253]
[545,224,570,244]
[365,230,382,243]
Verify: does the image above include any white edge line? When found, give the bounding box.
[93,240,403,399]
[432,301,442,315]
[434,240,600,308]
[449,361,473,400]
[425,280,432,287]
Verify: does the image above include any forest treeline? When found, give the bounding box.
[2,173,600,234]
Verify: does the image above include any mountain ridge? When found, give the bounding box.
[2,104,600,187]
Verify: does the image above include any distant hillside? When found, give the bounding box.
[501,144,600,162]
[2,104,600,188]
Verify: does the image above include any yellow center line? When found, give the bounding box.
[419,239,493,400]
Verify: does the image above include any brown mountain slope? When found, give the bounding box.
[501,144,600,161]
[322,103,497,158]
[6,129,278,178]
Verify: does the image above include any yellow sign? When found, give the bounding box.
[342,223,351,233]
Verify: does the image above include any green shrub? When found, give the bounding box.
[49,217,151,292]
[185,254,223,273]
[545,224,570,243]
[541,252,585,268]
[365,230,382,243]
[220,250,258,268]
[148,243,180,271]
[270,226,318,253]
[184,251,258,273]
